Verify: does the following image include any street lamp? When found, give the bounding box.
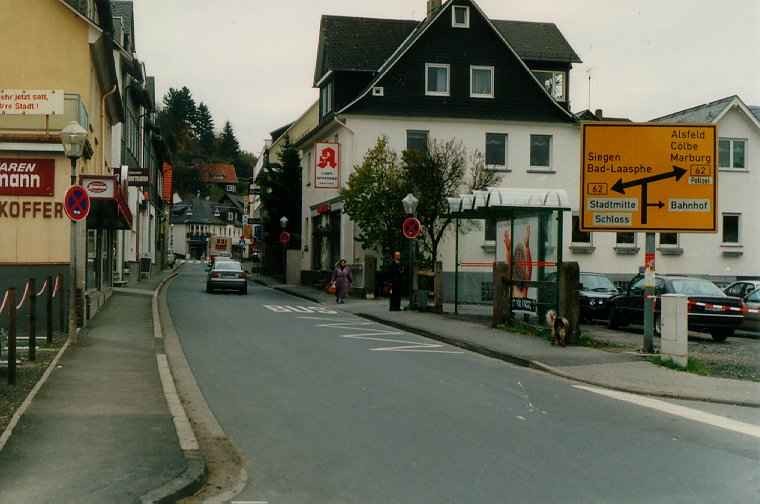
[402,193,418,309]
[279,216,289,282]
[61,121,88,343]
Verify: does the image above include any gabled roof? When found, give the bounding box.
[575,109,632,122]
[336,0,577,122]
[651,95,760,130]
[270,123,293,142]
[313,8,581,85]
[171,197,229,226]
[221,192,245,212]
[199,164,239,185]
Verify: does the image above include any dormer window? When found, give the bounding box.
[425,63,450,97]
[320,81,334,118]
[452,6,470,28]
[533,70,566,102]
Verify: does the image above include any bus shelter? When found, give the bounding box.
[447,188,571,324]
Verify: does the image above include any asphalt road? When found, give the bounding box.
[168,264,760,504]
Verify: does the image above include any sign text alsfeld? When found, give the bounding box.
[581,123,717,232]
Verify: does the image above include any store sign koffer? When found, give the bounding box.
[0,89,64,115]
[0,158,55,196]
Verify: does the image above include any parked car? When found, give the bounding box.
[579,273,619,322]
[724,280,760,299]
[206,260,248,295]
[608,275,744,341]
[743,289,760,332]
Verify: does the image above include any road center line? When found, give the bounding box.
[574,385,760,439]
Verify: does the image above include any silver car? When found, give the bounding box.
[743,289,760,332]
[206,260,248,295]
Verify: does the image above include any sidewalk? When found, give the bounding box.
[257,276,760,407]
[0,269,188,503]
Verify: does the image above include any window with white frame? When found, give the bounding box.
[718,138,746,170]
[532,70,566,102]
[425,63,450,96]
[485,133,508,170]
[722,213,741,244]
[571,215,591,244]
[529,135,552,169]
[320,81,333,118]
[470,66,494,98]
[616,232,636,246]
[452,5,470,28]
[659,233,679,247]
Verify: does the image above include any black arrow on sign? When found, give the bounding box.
[610,166,687,225]
[611,166,687,195]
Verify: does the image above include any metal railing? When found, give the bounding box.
[0,274,65,386]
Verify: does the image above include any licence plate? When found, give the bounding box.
[705,305,722,312]
[222,273,238,279]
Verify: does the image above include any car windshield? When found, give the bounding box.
[670,278,725,296]
[581,275,617,291]
[748,290,760,302]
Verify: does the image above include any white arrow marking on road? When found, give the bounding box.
[309,320,464,354]
[575,385,760,439]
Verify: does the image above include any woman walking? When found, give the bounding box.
[331,259,352,304]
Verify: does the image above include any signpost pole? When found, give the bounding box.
[643,232,656,353]
[68,160,79,344]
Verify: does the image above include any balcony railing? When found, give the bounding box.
[0,93,89,135]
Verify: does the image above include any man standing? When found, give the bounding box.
[389,251,403,311]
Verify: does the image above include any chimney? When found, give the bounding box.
[595,109,604,119]
[427,0,442,17]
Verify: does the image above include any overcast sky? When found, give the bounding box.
[133,0,760,153]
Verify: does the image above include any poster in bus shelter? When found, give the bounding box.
[496,217,538,315]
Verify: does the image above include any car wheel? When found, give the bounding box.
[710,329,732,342]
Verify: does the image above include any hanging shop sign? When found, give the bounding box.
[0,89,64,115]
[80,175,115,199]
[128,169,150,187]
[0,158,55,196]
[315,143,340,189]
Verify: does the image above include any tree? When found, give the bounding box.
[217,121,241,162]
[258,135,302,262]
[341,137,409,263]
[193,102,216,158]
[402,139,500,269]
[160,86,197,154]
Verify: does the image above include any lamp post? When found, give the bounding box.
[280,216,289,283]
[61,121,88,343]
[402,193,419,309]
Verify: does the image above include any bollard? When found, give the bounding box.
[29,278,36,361]
[47,276,53,343]
[661,294,688,367]
[8,288,16,385]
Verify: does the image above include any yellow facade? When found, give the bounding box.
[269,101,319,161]
[0,0,115,264]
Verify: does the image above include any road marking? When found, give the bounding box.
[264,304,337,314]
[341,334,464,354]
[574,385,760,440]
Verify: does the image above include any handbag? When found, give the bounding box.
[326,282,337,295]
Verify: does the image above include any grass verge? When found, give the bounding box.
[649,356,710,376]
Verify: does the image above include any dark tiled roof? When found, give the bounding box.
[492,20,581,63]
[270,122,294,142]
[171,197,228,225]
[747,105,760,122]
[313,13,581,84]
[111,1,135,51]
[199,164,239,185]
[575,109,631,122]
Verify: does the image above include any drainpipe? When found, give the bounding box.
[100,84,118,174]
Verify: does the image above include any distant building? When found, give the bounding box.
[171,194,245,259]
[200,163,239,193]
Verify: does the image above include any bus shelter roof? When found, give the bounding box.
[447,188,571,218]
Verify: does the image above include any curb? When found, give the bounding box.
[252,277,323,304]
[0,336,71,452]
[356,313,760,409]
[141,267,208,504]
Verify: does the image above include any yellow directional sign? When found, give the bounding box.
[581,123,717,232]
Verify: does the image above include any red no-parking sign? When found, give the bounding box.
[402,217,422,239]
[63,185,91,222]
[279,231,291,246]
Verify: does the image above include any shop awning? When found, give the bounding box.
[80,176,132,230]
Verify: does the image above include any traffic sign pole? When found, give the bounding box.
[643,232,656,353]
